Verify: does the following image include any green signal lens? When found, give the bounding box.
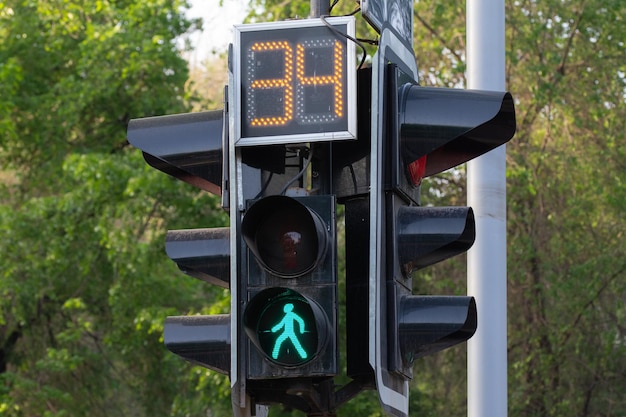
[244,287,328,366]
[258,297,316,365]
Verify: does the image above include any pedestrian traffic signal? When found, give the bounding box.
[244,287,327,367]
[227,16,352,414]
[126,12,425,417]
[240,195,337,379]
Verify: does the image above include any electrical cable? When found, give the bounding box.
[320,14,368,70]
[254,171,274,200]
[279,147,313,195]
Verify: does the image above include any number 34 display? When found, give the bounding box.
[233,17,356,145]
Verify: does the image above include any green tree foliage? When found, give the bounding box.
[0,0,231,415]
[505,0,626,415]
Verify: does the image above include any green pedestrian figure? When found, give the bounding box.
[271,303,308,360]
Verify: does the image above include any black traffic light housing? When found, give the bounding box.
[241,195,337,379]
[229,18,354,411]
[164,315,231,375]
[398,82,516,179]
[127,110,225,196]
[385,195,478,378]
[165,228,230,288]
[359,57,515,416]
[127,108,233,377]
[127,107,306,414]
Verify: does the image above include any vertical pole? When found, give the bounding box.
[310,0,329,17]
[466,0,508,417]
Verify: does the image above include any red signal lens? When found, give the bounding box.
[407,155,427,187]
[255,210,320,276]
[242,196,327,278]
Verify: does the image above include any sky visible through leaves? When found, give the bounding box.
[185,0,247,63]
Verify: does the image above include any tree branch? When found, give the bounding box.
[414,12,464,65]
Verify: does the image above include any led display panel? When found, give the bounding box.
[233,17,356,145]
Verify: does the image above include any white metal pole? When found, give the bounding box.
[466,0,508,416]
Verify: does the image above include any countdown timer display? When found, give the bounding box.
[233,17,356,145]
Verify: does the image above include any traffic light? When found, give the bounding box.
[362,54,516,416]
[241,195,337,378]
[127,109,232,375]
[127,8,517,416]
[129,15,359,415]
[385,201,478,378]
[227,16,354,413]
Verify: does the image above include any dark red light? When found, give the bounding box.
[407,155,427,187]
[242,196,327,278]
[278,226,303,272]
